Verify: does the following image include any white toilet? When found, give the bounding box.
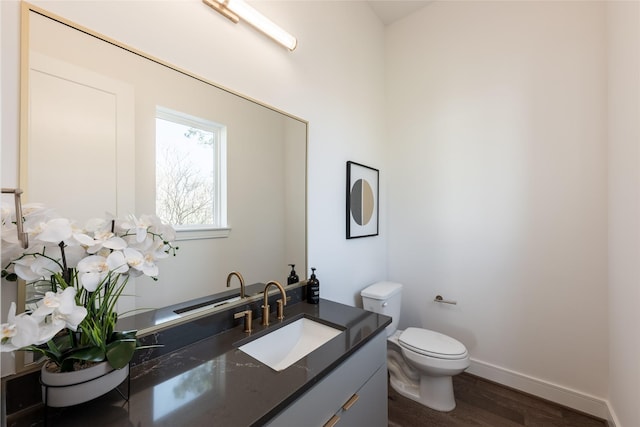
[361,281,470,412]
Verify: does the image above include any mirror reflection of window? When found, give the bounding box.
[155,107,227,229]
[152,359,222,421]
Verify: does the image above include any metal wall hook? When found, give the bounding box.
[434,295,457,305]
[2,188,28,249]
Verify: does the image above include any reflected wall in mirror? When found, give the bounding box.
[20,4,307,322]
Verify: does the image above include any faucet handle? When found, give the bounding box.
[276,299,285,320]
[261,304,270,326]
[234,309,253,333]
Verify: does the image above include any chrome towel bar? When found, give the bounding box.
[434,295,457,305]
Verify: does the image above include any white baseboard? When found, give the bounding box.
[466,358,616,425]
[607,404,621,427]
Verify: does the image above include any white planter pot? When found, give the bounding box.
[41,361,129,407]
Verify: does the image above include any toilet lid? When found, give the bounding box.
[398,327,467,360]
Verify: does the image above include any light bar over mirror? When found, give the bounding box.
[203,0,298,51]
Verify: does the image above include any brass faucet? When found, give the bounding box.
[234,309,253,333]
[262,280,287,326]
[226,271,246,299]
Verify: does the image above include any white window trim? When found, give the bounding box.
[175,225,231,241]
[156,106,228,236]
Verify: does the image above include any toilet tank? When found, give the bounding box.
[360,282,402,336]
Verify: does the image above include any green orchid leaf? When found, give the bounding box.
[88,327,104,347]
[106,339,137,369]
[66,346,106,363]
[23,345,59,365]
[46,340,61,358]
[52,333,73,352]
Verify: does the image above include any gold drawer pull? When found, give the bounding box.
[323,414,340,427]
[342,393,359,411]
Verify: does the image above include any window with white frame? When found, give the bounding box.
[155,107,227,237]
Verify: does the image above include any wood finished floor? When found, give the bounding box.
[388,373,608,427]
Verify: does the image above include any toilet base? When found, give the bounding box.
[389,373,457,412]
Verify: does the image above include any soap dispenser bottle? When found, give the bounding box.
[306,267,320,304]
[287,264,299,285]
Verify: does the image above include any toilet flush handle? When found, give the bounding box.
[382,302,388,307]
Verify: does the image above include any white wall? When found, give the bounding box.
[386,0,610,416]
[0,0,388,375]
[607,1,640,426]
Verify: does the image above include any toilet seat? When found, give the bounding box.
[398,327,468,360]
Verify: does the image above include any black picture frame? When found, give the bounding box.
[346,161,379,239]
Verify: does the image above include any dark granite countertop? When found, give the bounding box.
[11,299,390,427]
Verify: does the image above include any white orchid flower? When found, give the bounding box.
[76,251,129,291]
[122,248,144,275]
[21,203,49,218]
[1,303,39,352]
[151,239,172,260]
[32,288,87,332]
[32,290,66,317]
[1,240,23,270]
[0,302,64,352]
[106,251,130,275]
[0,202,47,227]
[143,241,170,276]
[33,218,73,244]
[76,255,108,291]
[122,247,159,277]
[1,221,18,244]
[82,217,109,233]
[13,255,62,282]
[33,319,67,345]
[95,233,127,252]
[119,214,159,243]
[141,254,159,277]
[1,203,51,243]
[76,230,127,255]
[74,218,128,254]
[73,232,98,247]
[1,320,17,341]
[0,206,12,226]
[1,304,22,344]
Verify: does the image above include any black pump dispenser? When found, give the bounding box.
[287,264,299,285]
[306,267,320,304]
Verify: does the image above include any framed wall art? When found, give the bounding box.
[346,161,379,239]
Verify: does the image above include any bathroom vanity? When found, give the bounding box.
[267,331,387,426]
[6,298,390,426]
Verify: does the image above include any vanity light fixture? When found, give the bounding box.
[203,0,298,51]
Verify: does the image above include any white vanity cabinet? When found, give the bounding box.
[267,331,387,427]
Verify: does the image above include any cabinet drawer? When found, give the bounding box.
[329,364,387,427]
[267,331,386,427]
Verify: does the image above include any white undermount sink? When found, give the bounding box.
[239,317,343,371]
